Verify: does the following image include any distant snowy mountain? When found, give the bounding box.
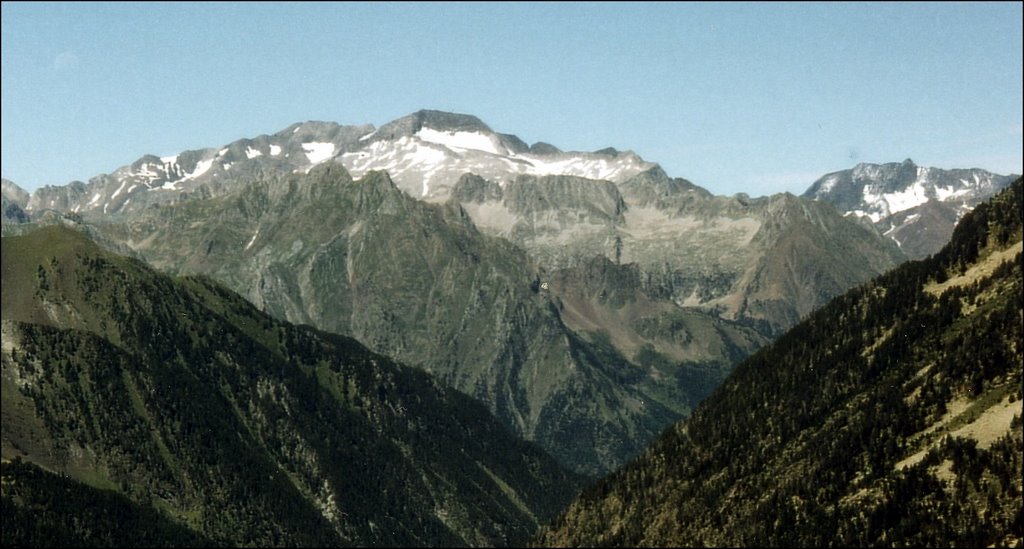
[802,159,1018,258]
[339,110,656,200]
[20,110,654,217]
[25,121,373,216]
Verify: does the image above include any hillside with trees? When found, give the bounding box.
[1,226,583,547]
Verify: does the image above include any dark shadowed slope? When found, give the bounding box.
[1,225,583,547]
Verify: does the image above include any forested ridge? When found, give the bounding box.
[1,458,215,547]
[1,226,583,547]
[535,178,1023,547]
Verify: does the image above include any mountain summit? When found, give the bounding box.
[803,159,1018,258]
[341,110,655,201]
[371,109,501,139]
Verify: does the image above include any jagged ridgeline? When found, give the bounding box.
[535,178,1023,547]
[0,226,584,547]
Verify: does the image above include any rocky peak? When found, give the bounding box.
[528,141,562,155]
[347,169,412,215]
[1,179,30,208]
[371,110,492,141]
[618,166,712,206]
[275,120,366,142]
[803,160,1017,257]
[299,162,356,196]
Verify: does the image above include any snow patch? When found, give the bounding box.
[184,158,215,181]
[849,209,882,223]
[159,158,215,190]
[341,136,446,180]
[245,229,260,250]
[522,153,644,181]
[336,134,653,199]
[417,128,501,155]
[863,180,930,218]
[245,146,262,159]
[110,180,128,200]
[270,144,282,156]
[136,162,162,180]
[885,213,920,236]
[819,175,840,194]
[302,142,335,164]
[161,154,178,165]
[935,185,969,201]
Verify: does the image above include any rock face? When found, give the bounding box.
[1,179,30,208]
[803,159,1018,258]
[535,179,1023,548]
[1,199,30,225]
[453,166,906,337]
[1,225,584,547]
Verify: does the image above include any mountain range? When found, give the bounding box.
[3,109,1020,546]
[1,110,1016,476]
[13,111,653,218]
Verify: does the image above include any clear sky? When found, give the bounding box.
[2,1,1021,196]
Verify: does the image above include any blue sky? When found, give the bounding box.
[2,1,1021,196]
